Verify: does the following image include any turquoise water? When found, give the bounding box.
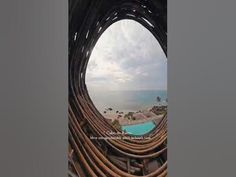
[88,90,167,112]
[122,121,156,135]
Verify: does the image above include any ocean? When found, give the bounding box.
[88,90,167,113]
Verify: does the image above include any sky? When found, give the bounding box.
[85,19,167,91]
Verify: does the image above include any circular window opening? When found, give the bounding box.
[85,19,167,135]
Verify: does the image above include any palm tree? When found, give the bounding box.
[156,96,161,103]
[156,96,162,106]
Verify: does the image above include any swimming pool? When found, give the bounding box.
[122,121,156,136]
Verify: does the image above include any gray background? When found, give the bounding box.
[169,0,236,176]
[0,0,67,177]
[0,0,235,177]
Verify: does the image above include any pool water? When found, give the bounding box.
[122,121,156,136]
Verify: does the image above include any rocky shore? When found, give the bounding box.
[102,105,167,128]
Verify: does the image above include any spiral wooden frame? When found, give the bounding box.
[69,0,167,176]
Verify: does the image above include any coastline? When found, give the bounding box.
[119,113,164,126]
[102,106,166,126]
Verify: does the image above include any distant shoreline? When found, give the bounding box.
[89,90,167,114]
[102,105,167,127]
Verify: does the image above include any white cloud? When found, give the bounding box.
[85,19,167,91]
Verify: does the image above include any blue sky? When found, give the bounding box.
[86,19,167,91]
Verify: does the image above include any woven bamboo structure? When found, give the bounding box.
[69,0,167,176]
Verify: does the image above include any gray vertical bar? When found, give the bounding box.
[0,0,67,177]
[169,0,236,177]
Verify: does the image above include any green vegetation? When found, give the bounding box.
[112,119,121,130]
[124,112,134,120]
[150,105,167,115]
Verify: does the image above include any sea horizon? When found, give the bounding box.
[88,89,167,113]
